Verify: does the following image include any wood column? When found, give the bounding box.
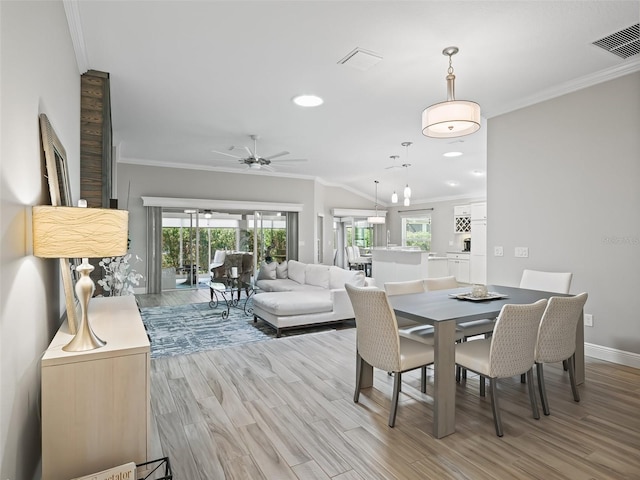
[80,70,113,292]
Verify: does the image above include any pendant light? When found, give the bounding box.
[401,141,412,200]
[389,156,400,203]
[422,46,481,138]
[367,180,385,224]
[402,163,411,206]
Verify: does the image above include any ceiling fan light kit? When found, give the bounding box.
[212,134,307,171]
[422,46,481,139]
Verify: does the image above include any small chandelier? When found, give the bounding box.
[367,180,385,224]
[422,46,481,138]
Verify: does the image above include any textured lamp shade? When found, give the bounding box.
[32,206,128,258]
[32,205,129,352]
[422,100,481,138]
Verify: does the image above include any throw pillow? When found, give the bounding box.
[276,260,288,279]
[305,264,330,289]
[257,261,277,281]
[329,266,365,289]
[287,260,306,285]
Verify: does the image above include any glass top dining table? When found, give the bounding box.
[372,284,585,439]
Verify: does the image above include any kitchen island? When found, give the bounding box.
[371,248,449,286]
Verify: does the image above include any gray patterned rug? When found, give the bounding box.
[140,300,354,358]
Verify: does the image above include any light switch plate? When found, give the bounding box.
[584,314,593,327]
[515,247,529,258]
[494,246,504,256]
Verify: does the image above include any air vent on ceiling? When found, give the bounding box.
[338,47,383,71]
[592,23,639,59]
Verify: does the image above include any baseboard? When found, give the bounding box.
[585,342,640,369]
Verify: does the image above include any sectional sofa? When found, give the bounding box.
[253,260,374,337]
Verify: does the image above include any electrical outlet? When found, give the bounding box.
[494,246,504,256]
[515,247,529,258]
[584,314,593,327]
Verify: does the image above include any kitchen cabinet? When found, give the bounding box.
[471,202,487,221]
[41,296,150,480]
[447,252,470,283]
[470,201,487,284]
[454,204,471,233]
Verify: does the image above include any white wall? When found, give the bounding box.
[0,2,80,478]
[488,72,640,361]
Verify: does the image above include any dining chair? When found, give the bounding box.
[535,292,588,415]
[520,269,573,294]
[455,299,547,436]
[345,284,435,427]
[519,269,573,380]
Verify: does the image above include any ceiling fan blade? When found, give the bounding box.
[261,164,275,172]
[211,149,244,159]
[385,165,401,170]
[243,145,254,158]
[270,158,307,163]
[264,151,289,160]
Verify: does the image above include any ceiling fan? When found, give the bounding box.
[212,134,307,171]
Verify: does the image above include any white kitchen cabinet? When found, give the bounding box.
[454,205,471,216]
[41,296,150,480]
[454,205,471,233]
[447,252,470,283]
[471,202,487,221]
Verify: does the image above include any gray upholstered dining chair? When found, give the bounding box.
[345,284,434,427]
[535,292,588,415]
[455,299,548,436]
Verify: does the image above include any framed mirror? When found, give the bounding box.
[40,113,79,333]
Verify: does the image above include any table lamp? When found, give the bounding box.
[32,205,129,352]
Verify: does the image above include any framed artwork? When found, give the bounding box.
[39,113,79,333]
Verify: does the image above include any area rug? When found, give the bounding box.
[139,300,354,358]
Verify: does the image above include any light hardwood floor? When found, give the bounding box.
[139,290,640,479]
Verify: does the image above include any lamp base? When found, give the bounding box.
[63,262,106,352]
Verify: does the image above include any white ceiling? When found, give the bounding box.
[69,1,640,205]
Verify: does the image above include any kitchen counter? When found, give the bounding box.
[371,248,449,285]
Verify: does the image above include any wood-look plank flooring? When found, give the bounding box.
[138,290,640,480]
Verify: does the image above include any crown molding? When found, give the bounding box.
[485,58,640,118]
[63,0,89,74]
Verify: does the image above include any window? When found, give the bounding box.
[402,215,432,251]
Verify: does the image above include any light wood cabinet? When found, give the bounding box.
[41,296,150,480]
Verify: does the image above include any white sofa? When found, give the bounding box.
[253,260,374,337]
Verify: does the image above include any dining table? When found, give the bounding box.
[362,284,585,439]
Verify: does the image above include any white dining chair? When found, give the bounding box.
[520,269,573,294]
[455,299,548,436]
[346,284,434,427]
[535,292,588,415]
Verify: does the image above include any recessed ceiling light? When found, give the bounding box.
[471,169,485,176]
[443,151,463,157]
[292,95,324,107]
[447,181,459,187]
